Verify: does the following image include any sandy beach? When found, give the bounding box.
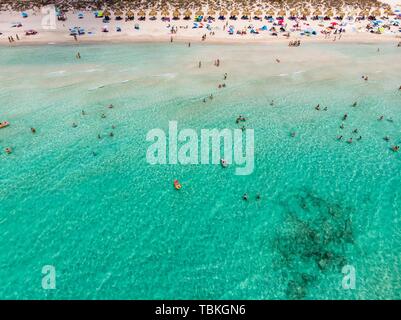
[0,1,400,46]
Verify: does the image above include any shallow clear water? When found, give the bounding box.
[0,42,400,299]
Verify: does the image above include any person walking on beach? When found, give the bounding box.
[16,34,19,40]
[188,42,191,47]
[198,61,201,68]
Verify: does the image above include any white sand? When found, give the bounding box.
[0,9,400,45]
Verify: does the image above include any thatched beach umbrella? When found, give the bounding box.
[313,9,322,16]
[184,9,192,18]
[195,9,204,16]
[103,9,111,17]
[161,9,169,17]
[149,9,157,17]
[242,9,251,17]
[254,9,263,17]
[325,9,334,17]
[337,11,345,18]
[208,9,216,16]
[384,8,393,16]
[266,8,275,16]
[278,9,286,16]
[231,9,239,16]
[138,9,146,17]
[126,9,134,19]
[302,9,310,16]
[219,9,228,17]
[372,9,381,16]
[290,9,297,17]
[114,9,123,17]
[173,9,181,18]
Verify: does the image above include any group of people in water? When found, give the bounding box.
[315,104,328,111]
[71,104,116,146]
[337,112,362,143]
[242,193,261,201]
[236,115,247,131]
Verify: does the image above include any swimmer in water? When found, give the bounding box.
[353,129,358,133]
[343,113,348,120]
[315,104,320,110]
[340,123,344,129]
[384,136,390,141]
[337,135,343,140]
[256,193,261,200]
[242,193,249,201]
[101,113,106,118]
[31,127,36,134]
[357,136,362,141]
[352,101,357,107]
[378,115,384,121]
[72,123,77,128]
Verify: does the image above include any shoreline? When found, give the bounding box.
[1,32,400,47]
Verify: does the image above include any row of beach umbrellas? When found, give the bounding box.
[94,7,396,18]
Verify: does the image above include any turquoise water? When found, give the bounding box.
[0,42,400,299]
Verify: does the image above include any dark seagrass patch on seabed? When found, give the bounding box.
[273,189,355,299]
